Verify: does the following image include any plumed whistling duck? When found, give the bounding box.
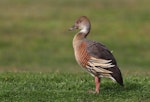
[69,16,124,93]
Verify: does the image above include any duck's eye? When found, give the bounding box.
[77,20,82,24]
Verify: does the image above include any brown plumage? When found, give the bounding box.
[69,16,124,93]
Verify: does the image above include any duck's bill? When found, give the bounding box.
[68,25,78,31]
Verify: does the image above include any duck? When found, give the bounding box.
[69,16,124,93]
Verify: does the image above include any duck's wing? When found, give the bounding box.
[86,40,124,86]
[86,40,117,65]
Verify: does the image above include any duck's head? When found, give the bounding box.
[69,16,91,34]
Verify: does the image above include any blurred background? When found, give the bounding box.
[0,0,149,74]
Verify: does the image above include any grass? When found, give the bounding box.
[0,73,150,102]
[0,0,150,101]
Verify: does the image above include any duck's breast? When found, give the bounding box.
[74,41,90,68]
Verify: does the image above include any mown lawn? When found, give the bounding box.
[0,73,150,102]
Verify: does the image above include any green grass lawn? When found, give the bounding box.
[0,73,149,102]
[0,0,150,101]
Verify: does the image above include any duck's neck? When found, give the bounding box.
[73,32,88,49]
[73,30,89,42]
[73,26,90,48]
[79,26,90,35]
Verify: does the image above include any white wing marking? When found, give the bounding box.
[86,65,112,73]
[89,57,115,68]
[89,57,112,64]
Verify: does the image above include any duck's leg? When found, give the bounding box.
[95,76,101,93]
